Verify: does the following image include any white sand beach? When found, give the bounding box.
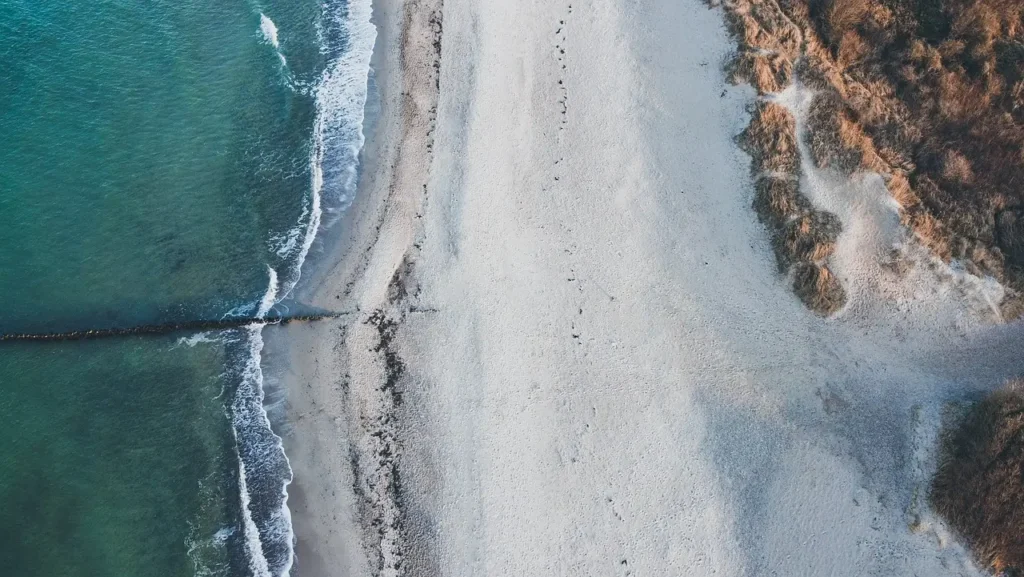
[278,0,1024,575]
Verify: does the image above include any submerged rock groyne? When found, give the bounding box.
[0,312,345,343]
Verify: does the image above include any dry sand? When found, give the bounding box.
[275,0,1024,575]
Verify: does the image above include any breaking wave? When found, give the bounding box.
[259,13,287,66]
[218,1,378,575]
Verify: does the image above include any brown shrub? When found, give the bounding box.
[800,38,848,91]
[866,2,893,29]
[775,210,843,269]
[753,177,810,228]
[719,0,802,58]
[837,30,869,66]
[968,241,1006,277]
[942,149,976,184]
[904,207,953,260]
[939,39,968,61]
[812,0,869,48]
[792,261,847,314]
[908,38,930,62]
[777,0,813,28]
[741,101,801,174]
[745,1,803,58]
[954,3,1001,42]
[931,379,1024,575]
[729,52,794,94]
[938,70,991,121]
[887,172,920,208]
[806,91,866,173]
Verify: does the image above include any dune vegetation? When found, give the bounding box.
[932,380,1024,575]
[718,0,1024,317]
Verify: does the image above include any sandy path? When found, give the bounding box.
[282,0,1024,575]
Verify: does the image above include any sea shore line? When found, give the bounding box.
[267,0,442,573]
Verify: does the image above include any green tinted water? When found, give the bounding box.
[0,0,335,574]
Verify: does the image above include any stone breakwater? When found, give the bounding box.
[0,313,345,342]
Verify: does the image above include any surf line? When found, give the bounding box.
[0,312,350,343]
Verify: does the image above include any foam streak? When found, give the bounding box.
[233,3,377,575]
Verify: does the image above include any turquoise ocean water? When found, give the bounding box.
[0,1,375,575]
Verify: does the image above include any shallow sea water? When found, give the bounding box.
[0,0,370,574]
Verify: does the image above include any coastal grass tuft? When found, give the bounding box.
[810,0,869,53]
[932,379,1024,575]
[718,0,851,317]
[753,177,810,229]
[729,52,794,94]
[792,261,847,314]
[740,101,801,175]
[775,210,842,270]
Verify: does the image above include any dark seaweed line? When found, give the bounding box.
[0,312,348,343]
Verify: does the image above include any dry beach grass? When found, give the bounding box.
[738,95,847,313]
[719,0,1024,317]
[932,379,1024,575]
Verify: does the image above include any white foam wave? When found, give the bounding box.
[237,445,273,577]
[186,533,229,577]
[260,13,287,66]
[257,266,279,318]
[278,0,377,304]
[213,526,234,543]
[228,272,294,576]
[233,324,294,577]
[175,331,221,348]
[229,3,377,576]
[223,301,257,320]
[260,13,279,48]
[269,228,300,259]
